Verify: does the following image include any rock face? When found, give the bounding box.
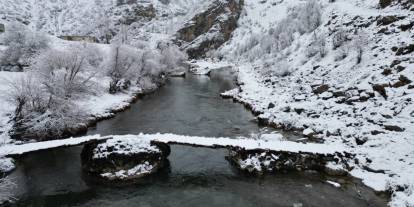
[379,0,393,8]
[0,24,4,33]
[58,36,98,43]
[227,148,349,175]
[81,137,170,180]
[176,0,244,59]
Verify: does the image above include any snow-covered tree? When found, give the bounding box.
[332,27,348,50]
[307,31,327,58]
[352,30,368,64]
[0,23,49,70]
[34,48,96,102]
[105,44,143,93]
[158,41,188,72]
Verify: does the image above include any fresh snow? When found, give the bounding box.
[189,60,234,75]
[0,157,14,173]
[212,0,414,205]
[326,180,341,188]
[100,161,154,180]
[93,136,160,159]
[0,133,346,158]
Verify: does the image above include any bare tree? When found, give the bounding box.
[332,27,348,50]
[0,23,49,70]
[7,74,46,120]
[353,29,368,64]
[106,45,143,93]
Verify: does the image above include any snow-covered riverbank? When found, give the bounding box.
[206,0,414,205]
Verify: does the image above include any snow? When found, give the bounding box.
[0,0,215,44]
[0,72,25,145]
[211,0,414,205]
[302,128,315,136]
[100,161,154,180]
[93,136,160,159]
[0,134,104,157]
[0,0,413,205]
[0,133,346,158]
[139,133,346,155]
[326,180,341,188]
[188,60,234,75]
[0,157,14,173]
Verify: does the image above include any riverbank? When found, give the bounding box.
[217,63,414,206]
[207,0,414,205]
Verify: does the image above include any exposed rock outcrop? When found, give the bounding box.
[176,0,244,59]
[227,148,350,175]
[81,137,170,181]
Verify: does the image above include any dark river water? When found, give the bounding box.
[5,71,387,207]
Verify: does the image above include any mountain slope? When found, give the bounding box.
[214,0,414,206]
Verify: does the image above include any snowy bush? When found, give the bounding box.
[307,31,327,58]
[0,23,49,70]
[106,42,187,93]
[7,74,47,120]
[332,27,349,50]
[292,0,322,34]
[106,44,144,94]
[158,41,188,72]
[261,59,291,77]
[334,45,350,61]
[7,46,99,139]
[34,47,96,101]
[80,44,104,68]
[352,30,368,64]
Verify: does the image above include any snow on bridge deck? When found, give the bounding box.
[0,133,346,157]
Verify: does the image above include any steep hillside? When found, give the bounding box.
[0,0,214,44]
[214,0,414,206]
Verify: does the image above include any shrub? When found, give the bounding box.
[307,31,327,58]
[105,44,143,94]
[7,74,47,120]
[33,48,96,101]
[352,30,368,64]
[0,23,49,70]
[332,27,348,50]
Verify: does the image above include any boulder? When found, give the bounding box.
[377,15,398,25]
[312,84,329,95]
[379,0,393,8]
[227,148,344,175]
[81,137,170,180]
[372,84,388,99]
[384,125,405,132]
[396,44,414,56]
[392,75,412,88]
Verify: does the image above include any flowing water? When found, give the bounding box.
[5,70,388,207]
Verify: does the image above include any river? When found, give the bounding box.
[4,70,387,207]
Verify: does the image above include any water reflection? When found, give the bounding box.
[5,71,388,207]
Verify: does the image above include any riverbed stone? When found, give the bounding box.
[227,148,343,175]
[81,137,170,180]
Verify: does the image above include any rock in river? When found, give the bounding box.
[81,137,170,180]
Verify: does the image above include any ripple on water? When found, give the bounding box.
[6,71,388,207]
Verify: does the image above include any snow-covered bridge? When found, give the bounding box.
[0,133,346,157]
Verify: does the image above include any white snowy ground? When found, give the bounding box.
[211,0,414,206]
